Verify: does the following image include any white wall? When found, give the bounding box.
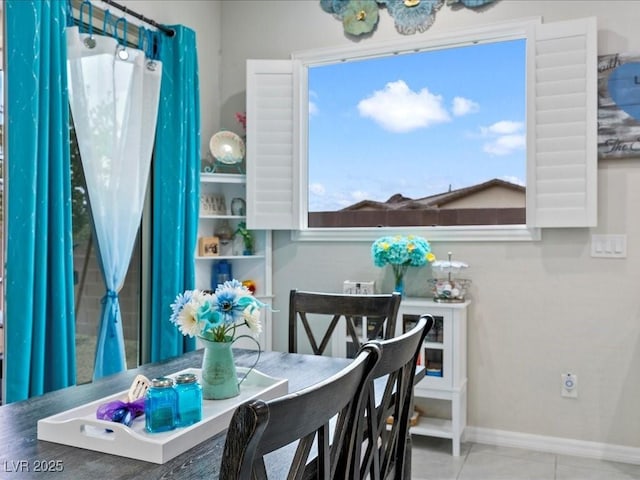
[135,0,640,451]
[214,0,640,451]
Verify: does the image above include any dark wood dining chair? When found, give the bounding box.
[219,344,381,479]
[349,314,434,480]
[288,289,402,356]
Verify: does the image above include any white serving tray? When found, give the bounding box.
[37,367,288,464]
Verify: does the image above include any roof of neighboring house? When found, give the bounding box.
[341,178,525,211]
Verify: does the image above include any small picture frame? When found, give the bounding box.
[198,236,220,257]
[200,194,226,215]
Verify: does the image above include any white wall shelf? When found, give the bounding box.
[196,172,273,351]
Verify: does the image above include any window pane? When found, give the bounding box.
[70,123,140,384]
[307,39,526,228]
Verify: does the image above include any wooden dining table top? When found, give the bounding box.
[0,349,354,479]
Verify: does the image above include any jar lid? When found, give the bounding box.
[151,377,174,388]
[174,373,198,384]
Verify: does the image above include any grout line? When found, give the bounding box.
[456,442,473,480]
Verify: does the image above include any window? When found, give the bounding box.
[246,17,597,242]
[307,39,526,229]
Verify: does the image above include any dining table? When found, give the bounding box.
[0,348,356,479]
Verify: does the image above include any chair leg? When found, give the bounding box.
[403,432,412,479]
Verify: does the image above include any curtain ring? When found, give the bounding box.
[78,0,93,37]
[137,25,146,52]
[114,17,129,60]
[79,0,96,48]
[114,17,128,46]
[65,0,74,27]
[102,9,112,36]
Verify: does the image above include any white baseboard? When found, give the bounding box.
[465,426,640,465]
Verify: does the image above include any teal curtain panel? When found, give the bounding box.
[5,0,76,402]
[150,25,200,362]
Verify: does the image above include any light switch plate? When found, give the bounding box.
[591,234,627,258]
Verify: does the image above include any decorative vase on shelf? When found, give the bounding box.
[391,263,409,296]
[372,235,435,297]
[199,337,240,400]
[230,197,246,216]
[394,276,404,296]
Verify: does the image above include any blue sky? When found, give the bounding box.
[307,39,526,212]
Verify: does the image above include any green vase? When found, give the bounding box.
[199,337,240,400]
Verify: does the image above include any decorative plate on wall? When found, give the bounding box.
[209,131,245,165]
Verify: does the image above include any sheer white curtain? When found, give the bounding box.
[66,26,162,379]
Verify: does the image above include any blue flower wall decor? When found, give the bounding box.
[384,0,443,35]
[342,0,380,36]
[321,0,499,37]
[322,0,380,36]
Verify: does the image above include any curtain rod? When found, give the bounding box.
[81,0,175,37]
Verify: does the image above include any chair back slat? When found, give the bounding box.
[350,314,434,480]
[220,344,382,479]
[289,290,402,356]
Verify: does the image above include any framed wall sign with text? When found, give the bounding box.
[598,53,640,159]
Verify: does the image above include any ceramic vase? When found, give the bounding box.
[199,337,240,400]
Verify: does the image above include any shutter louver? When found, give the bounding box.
[528,17,597,228]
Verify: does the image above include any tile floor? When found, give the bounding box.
[411,436,640,480]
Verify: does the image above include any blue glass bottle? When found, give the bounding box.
[144,377,177,433]
[174,373,202,427]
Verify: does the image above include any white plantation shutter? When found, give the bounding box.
[246,60,298,230]
[527,17,597,228]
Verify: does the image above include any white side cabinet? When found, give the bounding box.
[397,297,470,456]
[196,173,273,350]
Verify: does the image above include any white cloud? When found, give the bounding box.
[480,120,525,156]
[482,120,523,135]
[483,134,526,156]
[357,80,450,133]
[452,96,479,116]
[309,183,325,196]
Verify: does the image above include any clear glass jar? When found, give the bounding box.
[144,377,177,433]
[174,373,202,427]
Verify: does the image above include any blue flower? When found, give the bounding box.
[210,280,250,325]
[342,0,380,36]
[371,235,436,268]
[170,280,266,343]
[448,0,496,8]
[169,290,194,324]
[384,0,443,35]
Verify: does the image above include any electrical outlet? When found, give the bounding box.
[561,373,578,398]
[343,281,375,295]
